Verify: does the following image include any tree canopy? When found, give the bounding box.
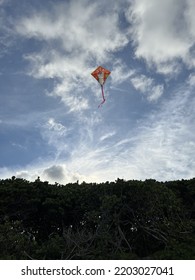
[0,177,194,259]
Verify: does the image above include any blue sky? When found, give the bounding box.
[0,0,195,184]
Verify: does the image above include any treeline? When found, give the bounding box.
[0,177,194,259]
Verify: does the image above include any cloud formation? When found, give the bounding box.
[127,0,195,74]
[129,89,195,180]
[43,165,66,182]
[131,74,164,101]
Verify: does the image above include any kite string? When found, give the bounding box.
[98,85,106,108]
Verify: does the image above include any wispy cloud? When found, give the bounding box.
[100,131,116,142]
[187,73,195,86]
[131,74,164,101]
[125,86,195,180]
[40,117,71,160]
[111,60,135,85]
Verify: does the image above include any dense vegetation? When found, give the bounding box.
[0,177,194,259]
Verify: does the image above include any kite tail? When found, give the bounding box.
[98,85,106,108]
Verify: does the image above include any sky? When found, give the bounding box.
[0,0,195,184]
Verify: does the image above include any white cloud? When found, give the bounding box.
[46,118,67,133]
[131,75,153,92]
[40,118,70,159]
[126,0,195,74]
[100,131,116,142]
[127,87,195,180]
[131,74,164,101]
[185,0,195,41]
[110,61,164,102]
[16,1,128,61]
[111,60,135,85]
[187,73,195,86]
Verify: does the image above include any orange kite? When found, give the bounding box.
[91,66,111,107]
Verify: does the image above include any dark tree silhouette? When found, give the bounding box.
[0,177,194,259]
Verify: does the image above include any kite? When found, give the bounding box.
[91,66,111,107]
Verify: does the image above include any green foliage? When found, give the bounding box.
[0,177,194,259]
